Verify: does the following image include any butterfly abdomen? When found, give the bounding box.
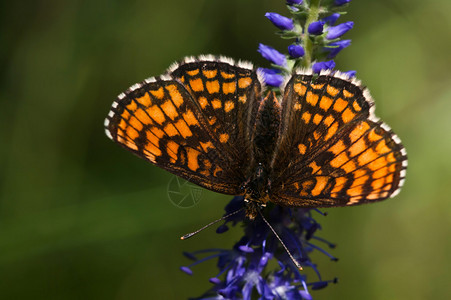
[252,91,282,167]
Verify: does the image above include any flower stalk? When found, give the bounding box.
[302,0,322,68]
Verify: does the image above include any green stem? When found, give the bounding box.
[302,0,322,68]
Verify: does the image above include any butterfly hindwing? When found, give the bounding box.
[270,73,407,207]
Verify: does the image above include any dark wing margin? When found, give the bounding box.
[270,71,407,207]
[104,56,264,195]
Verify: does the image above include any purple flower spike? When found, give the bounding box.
[343,70,357,78]
[287,0,303,4]
[180,266,193,275]
[326,21,354,39]
[312,60,336,73]
[288,44,305,58]
[181,196,338,299]
[258,68,285,87]
[322,13,340,25]
[265,12,294,31]
[326,39,351,58]
[258,44,287,66]
[308,21,324,35]
[335,0,351,6]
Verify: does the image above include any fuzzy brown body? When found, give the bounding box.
[241,91,280,218]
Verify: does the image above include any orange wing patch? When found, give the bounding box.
[333,98,347,113]
[164,123,178,137]
[221,71,235,79]
[166,141,179,163]
[174,118,193,138]
[211,99,222,109]
[186,148,200,171]
[147,105,166,124]
[206,80,220,94]
[224,101,235,113]
[294,83,307,96]
[219,133,229,143]
[150,87,165,100]
[222,82,236,94]
[310,176,328,196]
[187,69,199,76]
[302,112,311,124]
[203,69,217,78]
[298,143,307,155]
[198,96,208,109]
[319,96,333,111]
[134,108,152,125]
[324,122,339,141]
[343,89,354,98]
[313,113,323,125]
[136,93,152,106]
[306,91,319,106]
[238,77,252,89]
[326,85,340,97]
[161,100,179,120]
[182,110,198,126]
[166,85,184,107]
[189,78,204,92]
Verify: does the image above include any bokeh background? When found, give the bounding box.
[1,0,450,299]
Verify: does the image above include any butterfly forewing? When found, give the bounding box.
[170,58,263,171]
[270,73,407,207]
[105,57,263,195]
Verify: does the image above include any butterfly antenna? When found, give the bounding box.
[256,206,303,270]
[180,207,245,240]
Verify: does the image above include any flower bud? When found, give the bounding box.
[258,44,287,66]
[265,12,294,31]
[326,21,354,39]
[326,39,351,58]
[322,13,340,25]
[312,60,336,73]
[288,44,305,58]
[308,21,324,35]
[343,70,357,78]
[258,68,285,87]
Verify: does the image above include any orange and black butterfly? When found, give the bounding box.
[104,55,407,219]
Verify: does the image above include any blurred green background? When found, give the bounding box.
[1,0,450,299]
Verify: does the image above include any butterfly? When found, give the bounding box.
[104,55,407,219]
